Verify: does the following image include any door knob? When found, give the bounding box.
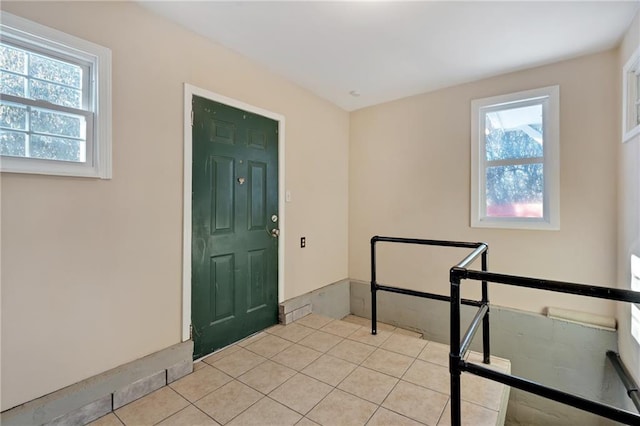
[270,228,280,238]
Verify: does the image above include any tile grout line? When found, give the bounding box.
[434,396,450,426]
[327,328,420,425]
[255,319,354,423]
[214,333,333,424]
[365,334,433,425]
[361,331,449,425]
[112,409,126,426]
[266,373,320,418]
[272,325,370,423]
[258,319,426,422]
[106,318,421,426]
[218,389,268,426]
[373,347,421,424]
[191,403,220,426]
[164,317,438,426]
[148,387,190,426]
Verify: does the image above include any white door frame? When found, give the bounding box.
[182,83,286,342]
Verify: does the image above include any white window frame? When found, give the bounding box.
[471,85,560,230]
[631,255,640,345]
[622,45,640,143]
[0,12,112,179]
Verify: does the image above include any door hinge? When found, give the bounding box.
[190,109,194,127]
[189,324,193,340]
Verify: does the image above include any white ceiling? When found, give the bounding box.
[141,1,640,111]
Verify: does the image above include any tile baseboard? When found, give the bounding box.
[279,279,350,325]
[1,341,193,426]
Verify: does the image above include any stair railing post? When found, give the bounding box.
[450,267,463,426]
[370,236,378,335]
[482,249,490,364]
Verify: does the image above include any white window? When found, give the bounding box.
[471,86,560,230]
[631,255,640,345]
[622,45,640,143]
[0,13,111,178]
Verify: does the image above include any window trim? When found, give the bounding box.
[622,45,640,143]
[0,12,112,179]
[471,85,560,230]
[631,254,640,345]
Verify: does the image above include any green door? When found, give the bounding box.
[191,95,279,359]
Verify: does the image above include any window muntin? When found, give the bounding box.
[1,41,90,164]
[483,102,544,219]
[1,42,86,107]
[0,12,111,178]
[1,100,90,163]
[471,86,559,230]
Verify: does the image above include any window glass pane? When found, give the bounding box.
[30,134,84,162]
[485,104,543,161]
[0,102,27,130]
[0,71,26,97]
[0,130,26,157]
[29,79,82,108]
[631,255,640,344]
[31,108,85,138]
[636,73,640,126]
[486,163,543,218]
[29,52,82,89]
[0,14,111,177]
[0,43,26,74]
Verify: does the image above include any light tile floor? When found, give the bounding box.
[90,314,510,426]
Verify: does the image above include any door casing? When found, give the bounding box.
[182,83,286,342]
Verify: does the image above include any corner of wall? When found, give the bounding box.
[617,7,640,386]
[279,279,351,323]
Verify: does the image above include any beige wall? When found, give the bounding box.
[0,1,349,410]
[350,50,619,317]
[1,0,633,412]
[617,10,640,384]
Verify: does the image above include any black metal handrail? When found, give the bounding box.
[450,267,640,425]
[607,350,640,413]
[370,236,491,363]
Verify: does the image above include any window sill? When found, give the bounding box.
[1,156,110,179]
[471,217,560,231]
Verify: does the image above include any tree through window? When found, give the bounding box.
[1,42,88,162]
[0,12,111,178]
[471,86,560,230]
